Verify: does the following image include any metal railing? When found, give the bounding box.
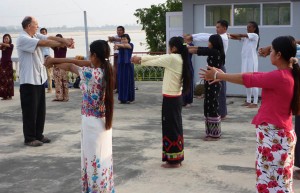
[11,51,165,82]
[131,52,164,81]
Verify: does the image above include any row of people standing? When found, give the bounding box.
[185,20,261,141]
[0,29,70,102]
[186,19,300,192]
[0,34,14,100]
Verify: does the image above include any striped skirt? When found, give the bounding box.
[205,116,221,138]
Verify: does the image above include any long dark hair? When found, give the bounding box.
[169,36,191,94]
[248,21,260,50]
[272,36,300,115]
[208,34,225,65]
[3,34,12,44]
[90,40,114,129]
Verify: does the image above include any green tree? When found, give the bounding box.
[134,0,182,52]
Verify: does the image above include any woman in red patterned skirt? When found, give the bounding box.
[0,34,14,100]
[201,36,300,193]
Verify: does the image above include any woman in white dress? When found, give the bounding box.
[229,21,260,108]
[45,40,115,193]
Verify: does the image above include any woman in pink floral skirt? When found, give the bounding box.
[201,36,300,193]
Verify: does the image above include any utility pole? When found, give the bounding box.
[84,11,89,59]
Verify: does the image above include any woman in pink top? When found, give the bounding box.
[200,36,300,193]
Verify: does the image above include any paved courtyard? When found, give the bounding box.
[0,81,299,193]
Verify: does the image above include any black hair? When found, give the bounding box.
[40,28,47,33]
[169,36,191,94]
[248,21,260,50]
[272,36,300,115]
[117,26,125,32]
[3,34,12,44]
[56,34,63,38]
[21,16,32,29]
[209,34,225,65]
[272,36,296,62]
[217,19,228,30]
[121,34,131,43]
[89,40,114,129]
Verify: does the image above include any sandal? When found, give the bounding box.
[24,140,43,147]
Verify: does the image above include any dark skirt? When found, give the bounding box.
[182,62,194,105]
[0,61,14,98]
[204,81,221,137]
[218,65,227,118]
[113,53,118,90]
[295,116,300,168]
[162,96,184,164]
[117,62,135,103]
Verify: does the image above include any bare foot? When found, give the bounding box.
[247,103,258,108]
[203,136,220,141]
[161,162,182,168]
[241,102,251,106]
[294,170,300,180]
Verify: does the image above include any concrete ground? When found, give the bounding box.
[0,81,299,193]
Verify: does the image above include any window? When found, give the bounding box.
[205,3,291,26]
[206,5,231,26]
[234,4,260,25]
[263,3,290,25]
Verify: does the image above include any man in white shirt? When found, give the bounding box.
[185,19,229,119]
[108,26,125,93]
[17,16,74,147]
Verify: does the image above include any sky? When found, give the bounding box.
[0,0,167,27]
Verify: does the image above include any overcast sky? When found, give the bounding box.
[0,0,166,27]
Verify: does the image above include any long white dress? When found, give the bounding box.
[79,66,114,193]
[241,33,259,104]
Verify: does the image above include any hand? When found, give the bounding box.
[188,46,198,54]
[113,45,118,50]
[199,66,224,81]
[65,38,75,48]
[290,57,299,65]
[131,55,141,64]
[44,56,53,68]
[108,36,114,42]
[258,47,271,57]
